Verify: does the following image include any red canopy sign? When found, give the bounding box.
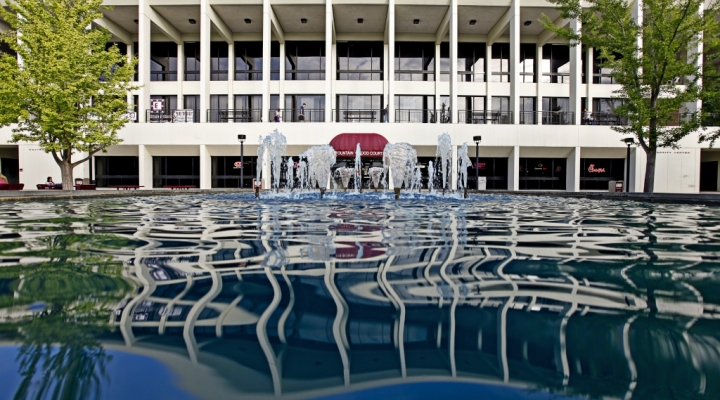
[329,133,389,158]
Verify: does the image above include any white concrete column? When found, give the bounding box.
[138,1,151,122]
[138,145,153,189]
[449,0,458,123]
[630,147,646,193]
[325,1,333,123]
[200,145,211,189]
[569,19,582,125]
[536,44,543,125]
[126,42,134,107]
[384,43,389,121]
[200,0,211,122]
[279,42,285,114]
[388,0,395,122]
[684,5,703,115]
[435,43,441,123]
[585,46,593,115]
[177,43,184,108]
[509,0,520,124]
[228,41,235,117]
[508,145,520,191]
[566,147,580,191]
[262,0,271,121]
[485,43,492,124]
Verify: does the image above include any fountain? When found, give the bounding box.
[256,129,287,197]
[297,157,308,191]
[368,167,385,191]
[355,143,362,192]
[285,157,295,191]
[334,168,355,190]
[428,161,435,194]
[457,142,472,198]
[300,145,337,198]
[382,142,417,199]
[436,133,453,194]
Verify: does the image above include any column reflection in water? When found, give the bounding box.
[101,197,720,399]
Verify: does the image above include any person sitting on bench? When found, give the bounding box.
[47,177,61,189]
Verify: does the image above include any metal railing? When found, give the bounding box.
[541,111,574,125]
[207,109,263,123]
[584,112,628,126]
[519,112,538,125]
[333,109,383,123]
[270,109,325,123]
[150,71,178,81]
[457,110,513,124]
[147,109,198,123]
[285,70,326,80]
[395,109,437,123]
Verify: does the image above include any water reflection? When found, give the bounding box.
[1,194,720,399]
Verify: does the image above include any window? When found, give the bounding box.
[148,95,177,121]
[593,49,621,84]
[184,42,200,81]
[394,96,436,123]
[580,158,625,190]
[210,42,228,81]
[95,156,139,187]
[212,156,258,188]
[150,42,177,81]
[490,43,510,82]
[234,95,263,122]
[592,98,626,125]
[519,44,536,83]
[235,41,272,81]
[520,97,536,124]
[395,42,435,81]
[208,95,228,122]
[153,156,200,188]
[285,41,325,80]
[336,95,383,122]
[440,42,450,81]
[542,44,570,83]
[519,158,566,190]
[492,97,510,112]
[284,95,325,122]
[183,95,200,122]
[542,97,572,124]
[470,158,508,190]
[133,42,139,81]
[0,41,16,57]
[457,42,485,82]
[337,42,383,80]
[458,97,486,124]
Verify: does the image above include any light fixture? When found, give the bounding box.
[622,137,634,144]
[238,134,246,142]
[469,20,476,25]
[244,18,251,24]
[133,19,138,24]
[357,18,363,24]
[301,18,307,24]
[473,135,482,143]
[524,20,532,26]
[188,19,196,24]
[413,19,420,25]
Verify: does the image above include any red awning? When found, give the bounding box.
[329,133,388,158]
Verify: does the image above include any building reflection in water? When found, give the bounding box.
[100,198,720,399]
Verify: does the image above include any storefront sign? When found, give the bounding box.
[588,164,607,173]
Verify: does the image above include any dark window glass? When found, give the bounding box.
[519,43,536,83]
[336,95,383,122]
[593,48,622,84]
[492,97,510,111]
[184,42,200,81]
[183,95,200,122]
[283,95,325,122]
[95,156,139,187]
[467,158,508,190]
[208,95,228,122]
[285,41,325,80]
[519,158,567,190]
[490,43,510,82]
[153,156,200,188]
[0,41,16,57]
[579,158,625,190]
[212,156,258,188]
[337,42,383,80]
[542,44,570,83]
[520,97,536,124]
[394,96,436,123]
[235,41,276,81]
[210,42,228,81]
[395,42,435,81]
[542,97,572,124]
[133,42,139,81]
[150,42,177,81]
[457,42,485,82]
[440,42,450,81]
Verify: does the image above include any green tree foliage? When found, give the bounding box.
[0,0,138,189]
[541,0,720,193]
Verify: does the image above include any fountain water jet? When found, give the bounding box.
[457,143,472,198]
[355,143,362,192]
[256,129,287,194]
[428,161,435,194]
[436,133,453,194]
[335,168,355,190]
[300,145,337,198]
[285,157,295,191]
[383,142,417,200]
[368,167,385,191]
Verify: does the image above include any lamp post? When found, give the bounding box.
[473,136,481,190]
[238,134,246,188]
[623,137,634,192]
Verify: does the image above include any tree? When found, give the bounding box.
[0,0,138,189]
[542,0,720,193]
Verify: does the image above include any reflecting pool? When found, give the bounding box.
[1,193,720,399]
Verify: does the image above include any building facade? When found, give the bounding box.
[1,0,719,192]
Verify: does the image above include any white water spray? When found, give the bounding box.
[368,167,385,189]
[300,145,337,191]
[257,129,287,190]
[355,143,362,192]
[335,168,355,189]
[285,157,295,191]
[383,143,418,190]
[428,161,435,193]
[457,143,472,190]
[436,133,453,192]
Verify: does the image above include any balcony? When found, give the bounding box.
[207,109,263,123]
[269,109,325,123]
[147,109,198,123]
[333,109,384,123]
[458,110,513,125]
[394,109,436,123]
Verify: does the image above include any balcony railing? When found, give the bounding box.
[207,109,263,123]
[147,109,198,123]
[333,109,383,123]
[585,111,628,126]
[395,109,437,123]
[541,111,574,125]
[519,112,538,125]
[458,110,513,124]
[270,109,325,123]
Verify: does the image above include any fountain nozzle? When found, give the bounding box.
[394,188,401,200]
[255,188,260,198]
[319,188,326,198]
[464,187,468,199]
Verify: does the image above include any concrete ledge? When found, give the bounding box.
[1,188,720,206]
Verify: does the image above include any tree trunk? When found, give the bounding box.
[643,147,656,193]
[60,159,74,190]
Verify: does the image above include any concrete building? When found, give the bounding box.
[0,0,719,192]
